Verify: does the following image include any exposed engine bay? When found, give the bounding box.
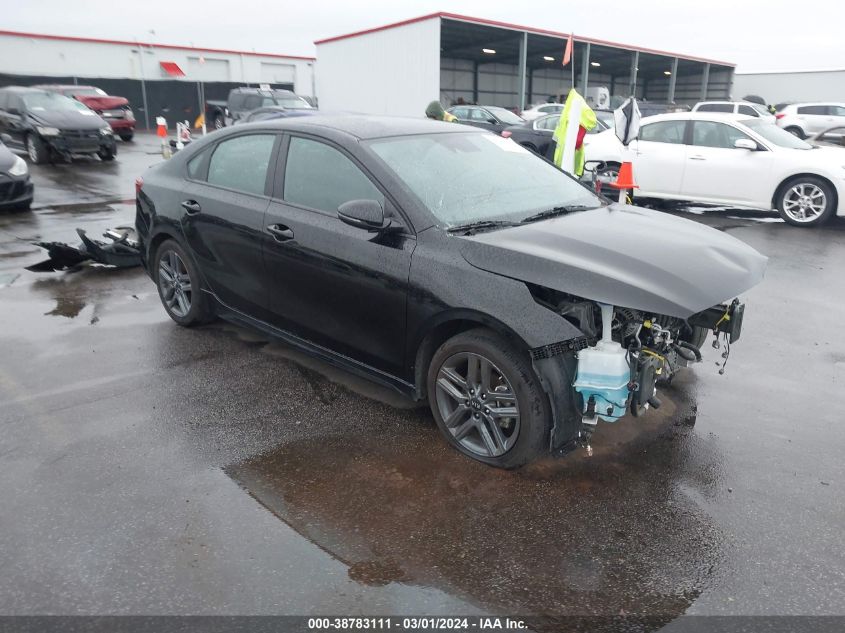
[530,286,745,455]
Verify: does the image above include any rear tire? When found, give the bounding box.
[785,126,805,139]
[427,328,550,469]
[153,239,213,326]
[119,133,134,142]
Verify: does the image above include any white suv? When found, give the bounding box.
[775,103,845,139]
[693,101,775,122]
[520,103,564,121]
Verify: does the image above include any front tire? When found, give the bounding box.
[26,134,47,165]
[98,145,116,161]
[119,133,134,142]
[776,176,836,227]
[154,239,213,326]
[427,328,550,469]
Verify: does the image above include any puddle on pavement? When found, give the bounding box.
[227,381,726,625]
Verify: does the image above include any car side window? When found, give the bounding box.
[697,104,732,113]
[451,107,469,120]
[691,121,750,149]
[262,97,276,107]
[244,95,262,110]
[207,134,276,195]
[797,105,826,115]
[470,108,492,122]
[536,116,558,131]
[738,105,758,116]
[284,137,384,214]
[829,106,845,116]
[186,150,207,180]
[638,120,686,144]
[229,94,245,110]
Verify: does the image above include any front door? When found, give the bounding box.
[632,119,688,197]
[681,120,773,206]
[262,135,414,376]
[180,132,278,320]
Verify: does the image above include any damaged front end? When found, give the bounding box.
[529,287,747,457]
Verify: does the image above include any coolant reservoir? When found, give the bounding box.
[573,304,631,422]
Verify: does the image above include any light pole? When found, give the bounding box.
[133,38,151,131]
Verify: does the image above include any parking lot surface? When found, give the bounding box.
[1,136,844,623]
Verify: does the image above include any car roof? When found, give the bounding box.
[34,84,96,90]
[641,111,756,124]
[697,100,760,105]
[238,114,483,140]
[0,86,51,94]
[785,101,845,106]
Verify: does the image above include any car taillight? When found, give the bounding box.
[135,177,143,196]
[775,113,785,120]
[501,130,512,138]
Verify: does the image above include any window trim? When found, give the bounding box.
[186,131,281,198]
[272,132,414,236]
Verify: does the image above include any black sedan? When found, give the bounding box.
[0,86,116,164]
[135,115,765,468]
[446,104,524,134]
[0,135,33,210]
[502,114,609,159]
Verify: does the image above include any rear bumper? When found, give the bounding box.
[106,119,135,132]
[0,175,34,209]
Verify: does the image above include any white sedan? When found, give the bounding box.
[584,112,845,226]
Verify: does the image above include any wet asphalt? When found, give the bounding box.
[0,134,843,624]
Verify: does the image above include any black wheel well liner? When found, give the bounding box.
[772,173,838,210]
[412,312,530,402]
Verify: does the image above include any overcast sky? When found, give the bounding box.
[4,0,841,73]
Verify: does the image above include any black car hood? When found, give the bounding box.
[0,143,15,172]
[28,109,105,130]
[459,204,767,318]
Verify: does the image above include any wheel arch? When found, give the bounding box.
[411,309,532,402]
[772,172,838,211]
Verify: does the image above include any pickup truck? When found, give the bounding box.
[205,87,313,129]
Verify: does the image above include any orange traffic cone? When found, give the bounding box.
[610,161,637,190]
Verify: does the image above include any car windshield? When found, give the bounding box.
[367,132,603,227]
[22,91,84,112]
[743,119,813,149]
[71,88,108,96]
[275,95,311,109]
[488,107,524,125]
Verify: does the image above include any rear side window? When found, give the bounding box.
[697,103,733,113]
[283,137,384,214]
[470,108,492,122]
[207,134,275,195]
[797,105,827,115]
[639,120,686,144]
[738,105,758,116]
[536,116,559,131]
[186,150,206,180]
[830,106,845,116]
[451,107,469,120]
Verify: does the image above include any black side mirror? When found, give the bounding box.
[338,199,390,231]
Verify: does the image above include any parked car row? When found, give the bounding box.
[0,86,117,164]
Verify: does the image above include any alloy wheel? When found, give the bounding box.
[782,183,826,223]
[158,250,192,318]
[434,352,520,458]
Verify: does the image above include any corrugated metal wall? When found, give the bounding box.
[316,18,441,116]
[732,70,845,104]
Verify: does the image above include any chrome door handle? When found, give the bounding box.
[267,224,294,242]
[689,155,706,160]
[181,200,201,214]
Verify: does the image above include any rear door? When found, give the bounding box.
[261,134,415,375]
[680,120,773,206]
[796,105,829,134]
[180,132,279,320]
[631,119,688,196]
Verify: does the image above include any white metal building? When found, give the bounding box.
[732,70,845,105]
[0,30,315,94]
[315,12,735,117]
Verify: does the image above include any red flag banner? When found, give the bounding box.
[562,34,573,67]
